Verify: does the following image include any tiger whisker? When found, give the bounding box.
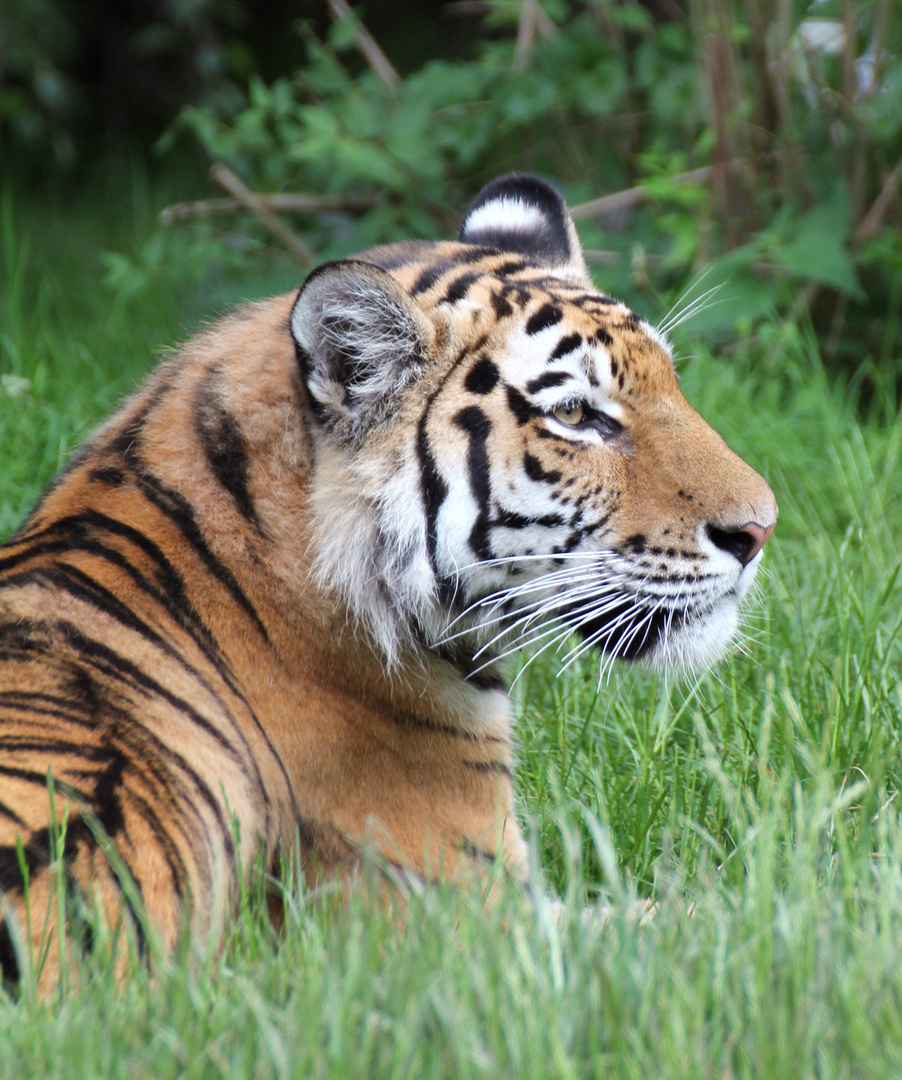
[472,586,622,660]
[436,571,609,648]
[436,563,627,645]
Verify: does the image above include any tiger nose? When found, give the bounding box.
[706,521,774,567]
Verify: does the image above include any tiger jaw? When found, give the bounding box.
[442,538,764,679]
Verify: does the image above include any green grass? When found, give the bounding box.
[1,170,901,1078]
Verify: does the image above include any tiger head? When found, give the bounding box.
[290,174,776,681]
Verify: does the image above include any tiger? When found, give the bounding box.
[0,174,776,990]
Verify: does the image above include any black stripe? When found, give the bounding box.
[490,292,513,319]
[105,379,174,460]
[0,920,20,987]
[30,564,273,810]
[89,466,127,487]
[569,293,616,308]
[505,385,538,426]
[411,263,450,296]
[0,520,222,665]
[459,839,498,865]
[21,561,237,706]
[0,616,244,860]
[116,785,188,907]
[129,469,270,643]
[465,666,508,692]
[494,260,527,277]
[6,564,198,671]
[0,693,100,731]
[453,406,493,561]
[415,341,491,597]
[430,641,508,690]
[463,760,512,778]
[0,736,117,758]
[0,689,227,912]
[55,628,238,861]
[0,806,151,960]
[53,622,245,769]
[501,282,533,308]
[0,801,25,826]
[550,333,582,360]
[72,511,223,655]
[2,515,297,825]
[417,398,449,591]
[493,507,565,529]
[394,710,505,744]
[99,394,271,644]
[464,358,499,396]
[524,453,562,484]
[194,370,263,532]
[0,762,91,801]
[442,271,482,305]
[526,370,571,394]
[525,304,563,335]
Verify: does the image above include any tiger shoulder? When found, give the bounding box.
[0,173,776,990]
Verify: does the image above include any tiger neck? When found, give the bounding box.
[251,610,528,885]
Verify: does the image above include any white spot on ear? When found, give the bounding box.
[464,198,548,239]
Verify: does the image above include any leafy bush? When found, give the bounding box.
[161,0,902,378]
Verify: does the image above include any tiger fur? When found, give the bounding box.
[0,174,776,988]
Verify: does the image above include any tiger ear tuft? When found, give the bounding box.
[459,173,587,276]
[290,260,433,440]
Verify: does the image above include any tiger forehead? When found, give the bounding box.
[368,242,676,389]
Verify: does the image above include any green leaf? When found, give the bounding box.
[770,193,863,298]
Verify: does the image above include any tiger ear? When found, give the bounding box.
[459,173,587,276]
[290,260,433,440]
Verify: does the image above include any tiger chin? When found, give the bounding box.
[0,174,775,989]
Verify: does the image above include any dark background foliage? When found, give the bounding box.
[2,0,900,389]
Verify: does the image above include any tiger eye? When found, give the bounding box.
[553,402,585,426]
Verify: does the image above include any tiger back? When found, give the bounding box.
[0,174,776,989]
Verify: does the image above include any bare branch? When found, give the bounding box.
[327,0,400,91]
[571,157,777,222]
[853,153,902,245]
[570,167,713,221]
[515,0,555,69]
[209,163,314,265]
[159,192,375,226]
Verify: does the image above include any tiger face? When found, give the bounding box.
[0,173,775,989]
[292,174,776,681]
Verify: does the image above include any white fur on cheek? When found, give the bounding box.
[307,439,440,664]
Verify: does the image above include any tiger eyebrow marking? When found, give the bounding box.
[505,384,539,424]
[550,333,582,360]
[526,370,572,394]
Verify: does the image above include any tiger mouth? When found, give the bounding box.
[564,597,689,661]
